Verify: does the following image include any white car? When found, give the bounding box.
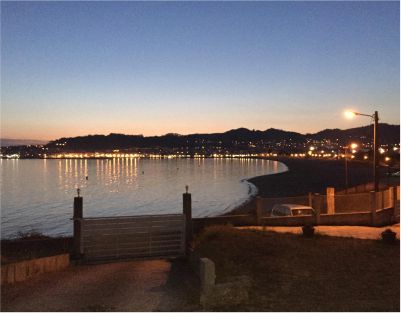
[271,204,315,217]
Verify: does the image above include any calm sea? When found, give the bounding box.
[1,158,286,238]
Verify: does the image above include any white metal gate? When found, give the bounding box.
[80,214,186,263]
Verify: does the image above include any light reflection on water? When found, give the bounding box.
[1,158,287,238]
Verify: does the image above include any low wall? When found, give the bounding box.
[375,207,396,227]
[319,212,372,226]
[193,215,256,233]
[1,254,70,285]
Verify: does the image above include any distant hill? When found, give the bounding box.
[45,123,400,152]
[309,124,400,144]
[1,138,49,147]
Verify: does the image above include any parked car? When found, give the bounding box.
[271,204,315,217]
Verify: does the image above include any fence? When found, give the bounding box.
[72,185,400,262]
[191,186,399,232]
[256,186,400,216]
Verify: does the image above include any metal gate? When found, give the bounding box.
[80,214,186,263]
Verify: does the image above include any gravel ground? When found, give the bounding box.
[1,258,199,312]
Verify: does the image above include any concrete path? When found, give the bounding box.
[1,259,199,312]
[240,224,400,240]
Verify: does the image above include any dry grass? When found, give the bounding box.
[194,225,400,311]
[1,235,72,264]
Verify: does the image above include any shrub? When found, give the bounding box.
[302,225,315,237]
[381,229,397,244]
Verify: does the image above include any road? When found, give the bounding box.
[240,224,400,240]
[1,259,199,312]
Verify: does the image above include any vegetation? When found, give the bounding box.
[44,124,399,151]
[194,225,400,311]
[1,233,72,265]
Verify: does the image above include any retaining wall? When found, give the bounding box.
[1,254,70,285]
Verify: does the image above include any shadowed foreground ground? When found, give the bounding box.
[195,226,400,311]
[1,259,199,312]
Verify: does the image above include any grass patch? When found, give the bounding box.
[1,233,72,264]
[194,225,400,311]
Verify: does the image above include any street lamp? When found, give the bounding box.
[344,143,358,193]
[344,110,379,191]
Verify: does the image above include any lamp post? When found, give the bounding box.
[344,110,379,192]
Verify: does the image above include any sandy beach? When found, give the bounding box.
[250,157,396,197]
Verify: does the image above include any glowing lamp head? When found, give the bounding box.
[350,143,358,149]
[309,146,315,151]
[344,111,356,119]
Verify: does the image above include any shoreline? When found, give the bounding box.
[229,157,399,215]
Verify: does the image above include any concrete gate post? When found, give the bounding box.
[326,187,335,215]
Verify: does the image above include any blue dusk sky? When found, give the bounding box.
[1,1,399,140]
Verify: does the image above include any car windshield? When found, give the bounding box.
[291,209,313,216]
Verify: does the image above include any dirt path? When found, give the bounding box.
[240,224,400,240]
[1,259,199,312]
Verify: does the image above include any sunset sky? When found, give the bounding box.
[1,1,399,141]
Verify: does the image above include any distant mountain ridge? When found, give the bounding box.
[45,123,399,152]
[1,138,49,147]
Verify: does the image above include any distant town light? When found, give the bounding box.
[350,143,358,149]
[385,157,391,162]
[379,148,385,154]
[364,155,368,160]
[309,146,315,151]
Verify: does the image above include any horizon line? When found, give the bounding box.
[2,122,399,143]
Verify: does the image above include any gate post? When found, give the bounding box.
[312,193,321,225]
[388,187,396,223]
[73,189,83,258]
[388,187,395,208]
[326,187,335,215]
[369,191,377,226]
[183,186,192,256]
